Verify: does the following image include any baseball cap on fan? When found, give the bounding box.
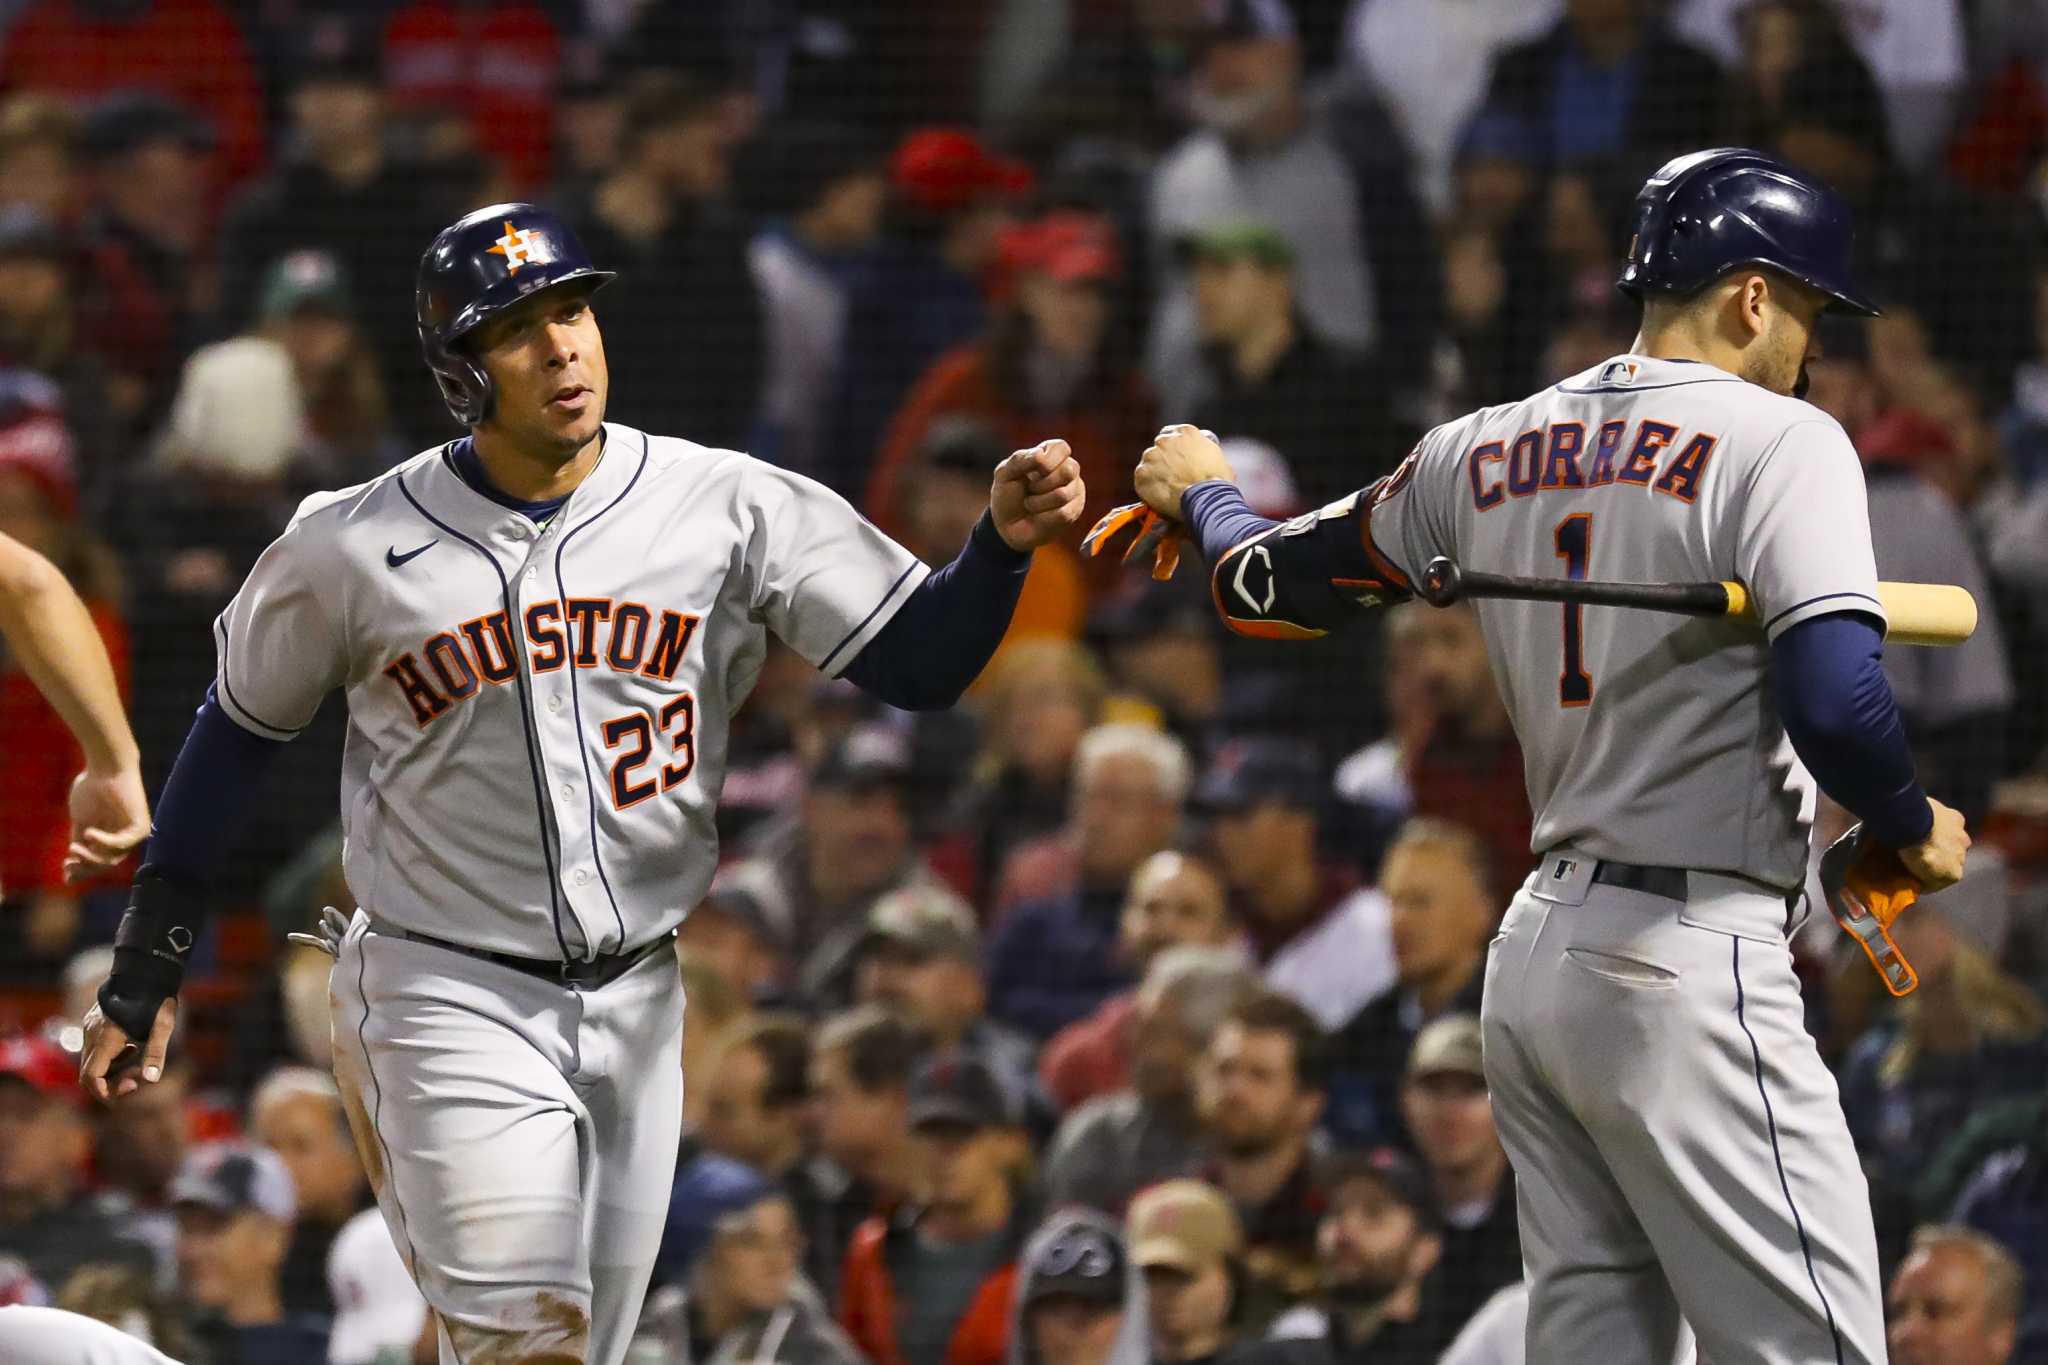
[1126,1179,1243,1276]
[0,1032,81,1109]
[1322,1145,1441,1232]
[171,1143,297,1222]
[998,211,1122,285]
[1405,1013,1485,1082]
[1194,737,1323,814]
[907,1055,1015,1131]
[891,128,1034,216]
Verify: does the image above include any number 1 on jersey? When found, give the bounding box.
[1554,513,1593,708]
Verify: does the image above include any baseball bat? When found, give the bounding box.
[1418,557,1977,647]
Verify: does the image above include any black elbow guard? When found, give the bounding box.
[1211,489,1413,639]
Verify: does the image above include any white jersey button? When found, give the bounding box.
[547,696,562,714]
[560,783,575,799]
[573,869,590,886]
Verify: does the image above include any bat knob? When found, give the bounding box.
[1420,557,1462,607]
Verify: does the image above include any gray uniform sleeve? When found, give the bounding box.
[1363,426,1463,586]
[1735,420,1886,641]
[740,461,930,676]
[211,512,347,740]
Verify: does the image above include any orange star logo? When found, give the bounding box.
[488,221,541,273]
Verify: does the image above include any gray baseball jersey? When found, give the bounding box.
[212,423,927,958]
[1367,354,1884,890]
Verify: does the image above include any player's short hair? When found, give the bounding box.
[1908,1224,2023,1323]
[720,1014,812,1110]
[1639,264,1827,327]
[1073,723,1192,806]
[1218,989,1330,1095]
[1383,817,1494,900]
[815,1004,928,1094]
[248,1065,344,1131]
[1140,945,1255,1043]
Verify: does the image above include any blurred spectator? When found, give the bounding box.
[698,1015,812,1182]
[746,124,888,479]
[1673,0,1966,171]
[1267,1149,1442,1363]
[832,129,1032,498]
[549,39,624,209]
[1125,1178,1256,1363]
[50,1262,196,1359]
[738,727,950,1008]
[891,416,1088,653]
[1769,49,2034,397]
[251,252,406,485]
[89,1055,191,1282]
[579,70,764,450]
[248,1068,369,1318]
[0,208,123,508]
[1848,377,2015,823]
[1839,902,2048,1262]
[0,1033,153,1291]
[1089,578,1227,759]
[1148,0,1438,415]
[1045,946,1253,1213]
[986,724,1191,1039]
[856,884,1041,1121]
[380,0,560,191]
[1948,1135,2048,1361]
[170,1142,328,1364]
[1472,0,1719,172]
[1327,821,1495,1148]
[869,208,1152,548]
[965,641,1110,899]
[1196,991,1329,1318]
[0,0,265,194]
[1696,0,1860,151]
[0,381,125,962]
[1335,601,1532,902]
[679,950,749,1136]
[74,93,213,428]
[1040,851,1239,1111]
[323,1203,426,1365]
[215,19,435,437]
[1887,1224,2022,1365]
[1339,0,1561,215]
[840,1055,1031,1365]
[1008,1209,1150,1365]
[639,1168,864,1365]
[0,95,79,223]
[681,865,794,1004]
[1198,739,1391,1031]
[1397,1016,1517,1342]
[808,1006,925,1295]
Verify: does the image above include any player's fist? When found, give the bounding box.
[1898,796,1970,893]
[991,438,1086,553]
[64,764,150,884]
[1136,424,1233,519]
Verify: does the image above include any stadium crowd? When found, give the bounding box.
[0,0,2046,1362]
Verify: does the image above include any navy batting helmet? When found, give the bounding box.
[416,202,615,426]
[1616,148,1878,317]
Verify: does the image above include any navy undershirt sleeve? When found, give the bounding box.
[1772,612,1933,848]
[843,512,1032,710]
[142,684,289,887]
[1181,480,1280,565]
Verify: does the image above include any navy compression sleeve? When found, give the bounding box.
[842,511,1031,710]
[1182,480,1279,565]
[142,684,288,886]
[1772,612,1933,848]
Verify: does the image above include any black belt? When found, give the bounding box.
[1588,860,1690,903]
[378,921,671,989]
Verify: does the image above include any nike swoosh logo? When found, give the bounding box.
[386,540,438,568]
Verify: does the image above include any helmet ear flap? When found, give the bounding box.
[426,346,493,426]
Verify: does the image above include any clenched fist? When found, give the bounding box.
[991,439,1087,552]
[1135,424,1233,519]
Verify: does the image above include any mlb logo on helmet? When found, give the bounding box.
[487,221,550,274]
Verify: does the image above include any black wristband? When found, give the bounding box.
[97,866,206,1040]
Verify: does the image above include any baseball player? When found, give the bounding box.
[1110,150,1970,1364]
[77,202,1086,1364]
[0,529,150,888]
